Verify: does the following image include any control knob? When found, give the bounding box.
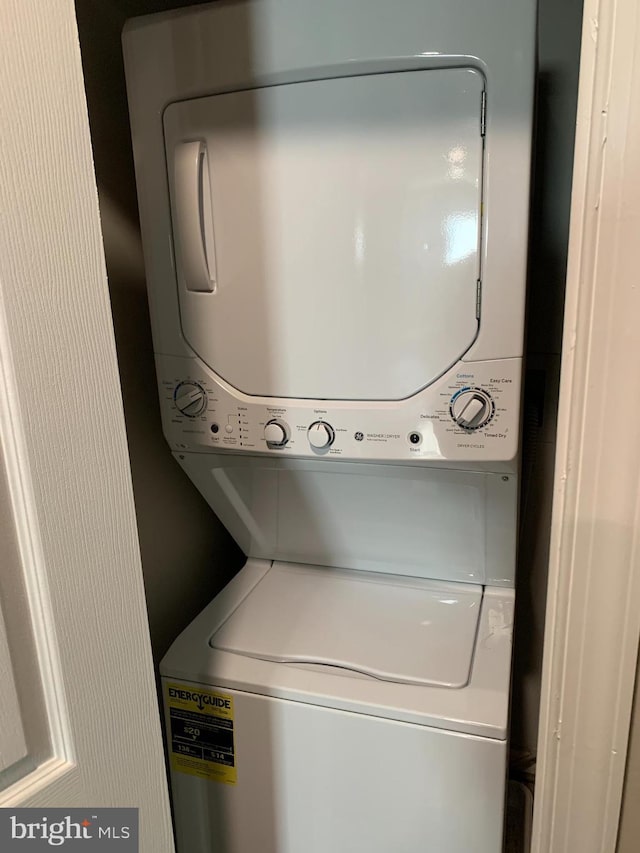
[264,419,289,448]
[307,421,335,449]
[450,389,494,430]
[174,381,207,417]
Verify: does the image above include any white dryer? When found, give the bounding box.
[123,1,535,851]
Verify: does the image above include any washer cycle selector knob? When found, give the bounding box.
[264,420,289,448]
[174,381,207,417]
[307,421,335,450]
[450,388,494,430]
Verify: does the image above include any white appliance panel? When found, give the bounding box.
[173,455,518,586]
[164,68,484,400]
[165,685,507,853]
[211,563,482,687]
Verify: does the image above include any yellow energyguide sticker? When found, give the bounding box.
[166,682,237,784]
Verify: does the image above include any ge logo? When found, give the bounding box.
[354,432,364,441]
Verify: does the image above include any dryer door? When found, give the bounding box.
[164,68,484,401]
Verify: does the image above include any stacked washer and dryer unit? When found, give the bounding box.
[124,1,534,851]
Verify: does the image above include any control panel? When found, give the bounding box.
[157,354,521,462]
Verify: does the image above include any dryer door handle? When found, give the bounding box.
[173,141,216,293]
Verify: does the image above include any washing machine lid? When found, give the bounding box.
[164,67,484,401]
[210,562,482,688]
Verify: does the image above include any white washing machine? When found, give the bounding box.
[123,1,535,851]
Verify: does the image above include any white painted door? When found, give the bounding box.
[0,2,173,850]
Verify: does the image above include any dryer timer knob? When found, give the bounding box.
[450,389,494,430]
[174,381,207,417]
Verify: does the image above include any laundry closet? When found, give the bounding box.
[75,1,583,851]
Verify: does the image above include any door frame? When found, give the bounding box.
[532,0,640,849]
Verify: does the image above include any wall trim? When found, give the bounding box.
[532,0,640,850]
